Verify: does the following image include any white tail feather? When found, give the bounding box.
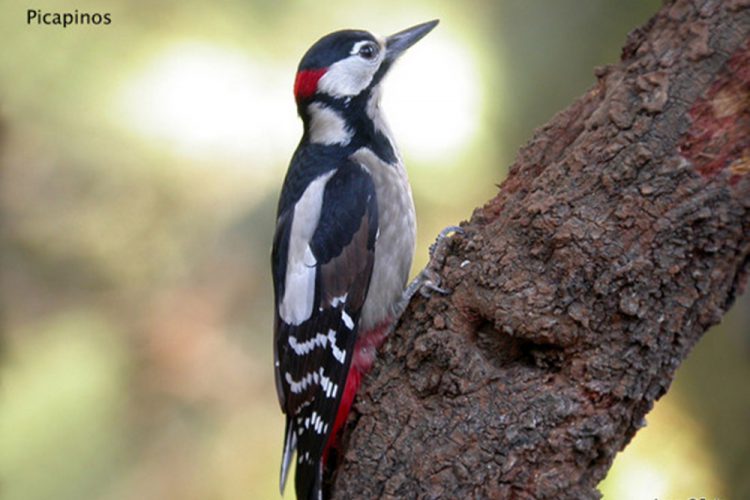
[279,421,296,494]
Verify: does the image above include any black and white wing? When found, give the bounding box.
[272,161,378,499]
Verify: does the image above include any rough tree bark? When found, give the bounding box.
[330,1,750,498]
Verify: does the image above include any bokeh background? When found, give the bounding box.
[1,1,748,499]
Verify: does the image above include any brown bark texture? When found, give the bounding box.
[330,0,750,498]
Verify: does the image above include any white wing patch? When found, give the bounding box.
[330,293,348,307]
[342,311,354,330]
[288,328,346,364]
[279,170,336,325]
[327,328,346,364]
[303,411,330,435]
[318,368,336,400]
[286,370,319,394]
[288,332,327,355]
[279,245,317,325]
[285,367,339,399]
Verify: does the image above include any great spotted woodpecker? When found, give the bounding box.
[272,20,439,500]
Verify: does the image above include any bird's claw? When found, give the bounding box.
[428,225,464,260]
[417,268,450,297]
[421,225,463,297]
[400,225,463,309]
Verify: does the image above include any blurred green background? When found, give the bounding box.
[1,1,748,499]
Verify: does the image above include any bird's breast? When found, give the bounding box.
[350,147,416,331]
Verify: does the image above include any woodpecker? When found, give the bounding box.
[272,20,439,500]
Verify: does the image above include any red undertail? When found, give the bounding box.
[322,319,391,465]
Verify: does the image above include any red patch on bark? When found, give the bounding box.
[294,68,326,102]
[679,38,750,182]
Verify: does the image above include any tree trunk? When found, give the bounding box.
[331,0,750,498]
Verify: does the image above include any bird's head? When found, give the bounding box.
[293,20,438,108]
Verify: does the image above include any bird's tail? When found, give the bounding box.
[279,418,296,495]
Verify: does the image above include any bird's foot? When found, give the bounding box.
[428,225,463,261]
[396,225,464,317]
[408,266,449,298]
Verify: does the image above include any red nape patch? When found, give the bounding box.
[679,37,750,181]
[294,68,326,101]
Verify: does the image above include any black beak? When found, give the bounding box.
[385,20,439,63]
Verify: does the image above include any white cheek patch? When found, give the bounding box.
[279,170,336,325]
[317,41,385,98]
[308,103,352,145]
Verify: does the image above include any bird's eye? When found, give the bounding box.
[358,43,378,60]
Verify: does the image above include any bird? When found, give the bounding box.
[271,20,439,500]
